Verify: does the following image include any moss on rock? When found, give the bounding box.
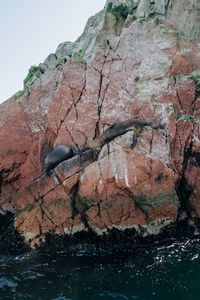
[75,195,96,214]
[106,1,113,12]
[130,191,178,215]
[55,56,67,67]
[181,114,194,123]
[57,41,72,49]
[71,53,87,64]
[24,65,41,87]
[14,90,25,98]
[103,3,129,35]
[112,4,129,19]
[185,70,200,88]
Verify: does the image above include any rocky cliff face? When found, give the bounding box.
[1,0,200,254]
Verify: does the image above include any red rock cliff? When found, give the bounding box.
[1,0,200,252]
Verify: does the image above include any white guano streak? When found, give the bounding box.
[124,166,130,188]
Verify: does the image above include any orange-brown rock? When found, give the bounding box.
[169,51,200,76]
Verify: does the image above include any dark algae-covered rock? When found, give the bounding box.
[0,212,29,255]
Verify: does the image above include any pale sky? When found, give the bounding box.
[0,0,106,103]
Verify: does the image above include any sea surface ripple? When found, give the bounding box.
[0,238,200,300]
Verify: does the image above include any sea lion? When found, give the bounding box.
[45,144,81,175]
[85,119,160,150]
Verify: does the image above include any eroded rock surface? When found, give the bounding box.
[1,0,200,254]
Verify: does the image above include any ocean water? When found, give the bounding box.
[1,238,200,300]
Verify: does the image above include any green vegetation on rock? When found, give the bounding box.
[29,65,40,73]
[46,53,56,60]
[74,195,96,214]
[55,56,67,67]
[56,197,70,209]
[103,3,130,36]
[112,4,129,19]
[185,70,200,88]
[139,18,149,25]
[128,15,137,22]
[16,202,36,216]
[72,53,86,64]
[24,65,41,86]
[24,203,36,212]
[14,90,25,98]
[181,114,194,123]
[106,1,113,12]
[25,74,38,86]
[136,77,145,86]
[159,26,169,39]
[168,103,175,113]
[130,191,178,215]
[58,41,72,49]
[95,46,103,56]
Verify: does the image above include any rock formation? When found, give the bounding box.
[0,0,200,254]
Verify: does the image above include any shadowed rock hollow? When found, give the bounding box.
[1,0,200,254]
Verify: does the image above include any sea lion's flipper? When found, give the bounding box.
[46,170,52,177]
[131,134,136,148]
[73,149,84,156]
[131,127,143,148]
